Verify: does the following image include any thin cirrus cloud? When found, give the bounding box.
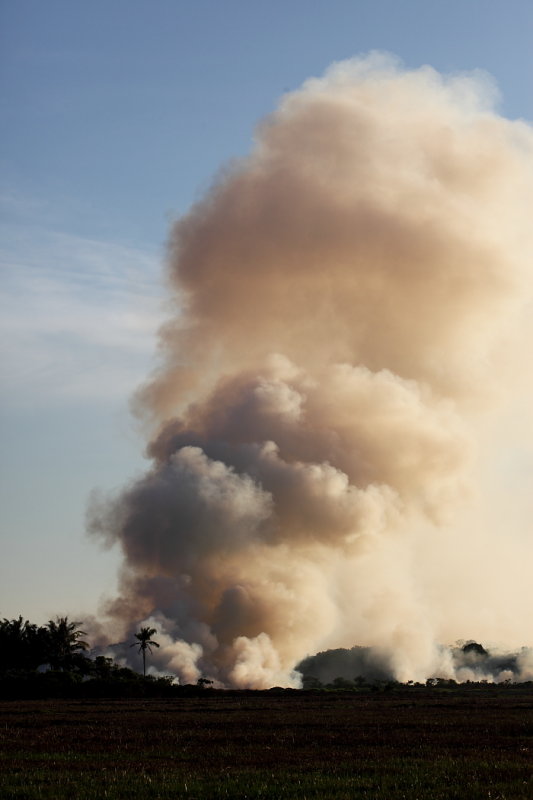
[0,219,164,406]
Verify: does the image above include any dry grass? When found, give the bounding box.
[1,688,532,798]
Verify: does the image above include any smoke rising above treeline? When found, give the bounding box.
[297,642,533,686]
[88,53,533,687]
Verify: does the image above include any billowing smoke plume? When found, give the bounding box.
[88,53,533,687]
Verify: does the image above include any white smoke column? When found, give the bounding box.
[89,53,533,686]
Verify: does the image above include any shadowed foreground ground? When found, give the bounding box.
[1,689,532,799]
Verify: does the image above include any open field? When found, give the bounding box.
[1,689,532,799]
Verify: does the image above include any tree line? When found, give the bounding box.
[0,616,163,673]
[0,616,89,672]
[0,615,175,698]
[3,616,531,699]
[0,616,219,699]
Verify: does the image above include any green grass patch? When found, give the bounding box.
[1,691,532,799]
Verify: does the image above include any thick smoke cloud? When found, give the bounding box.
[88,53,533,687]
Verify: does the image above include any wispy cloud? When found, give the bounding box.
[0,218,165,406]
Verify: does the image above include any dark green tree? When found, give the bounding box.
[45,617,88,671]
[130,627,159,676]
[0,616,49,670]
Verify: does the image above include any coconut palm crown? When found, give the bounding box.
[130,626,159,676]
[46,617,88,670]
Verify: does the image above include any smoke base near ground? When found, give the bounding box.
[297,641,533,686]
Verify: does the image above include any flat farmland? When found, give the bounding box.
[1,689,532,799]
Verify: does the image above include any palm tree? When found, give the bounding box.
[130,626,159,676]
[45,617,88,671]
[0,616,45,670]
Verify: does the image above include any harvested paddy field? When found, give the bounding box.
[1,689,532,799]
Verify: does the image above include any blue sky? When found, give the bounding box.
[1,0,532,625]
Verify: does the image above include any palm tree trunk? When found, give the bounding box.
[143,648,146,676]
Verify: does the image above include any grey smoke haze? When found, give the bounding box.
[297,642,533,685]
[88,53,533,687]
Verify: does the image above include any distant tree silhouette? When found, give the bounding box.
[45,617,88,671]
[462,642,488,657]
[131,627,159,676]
